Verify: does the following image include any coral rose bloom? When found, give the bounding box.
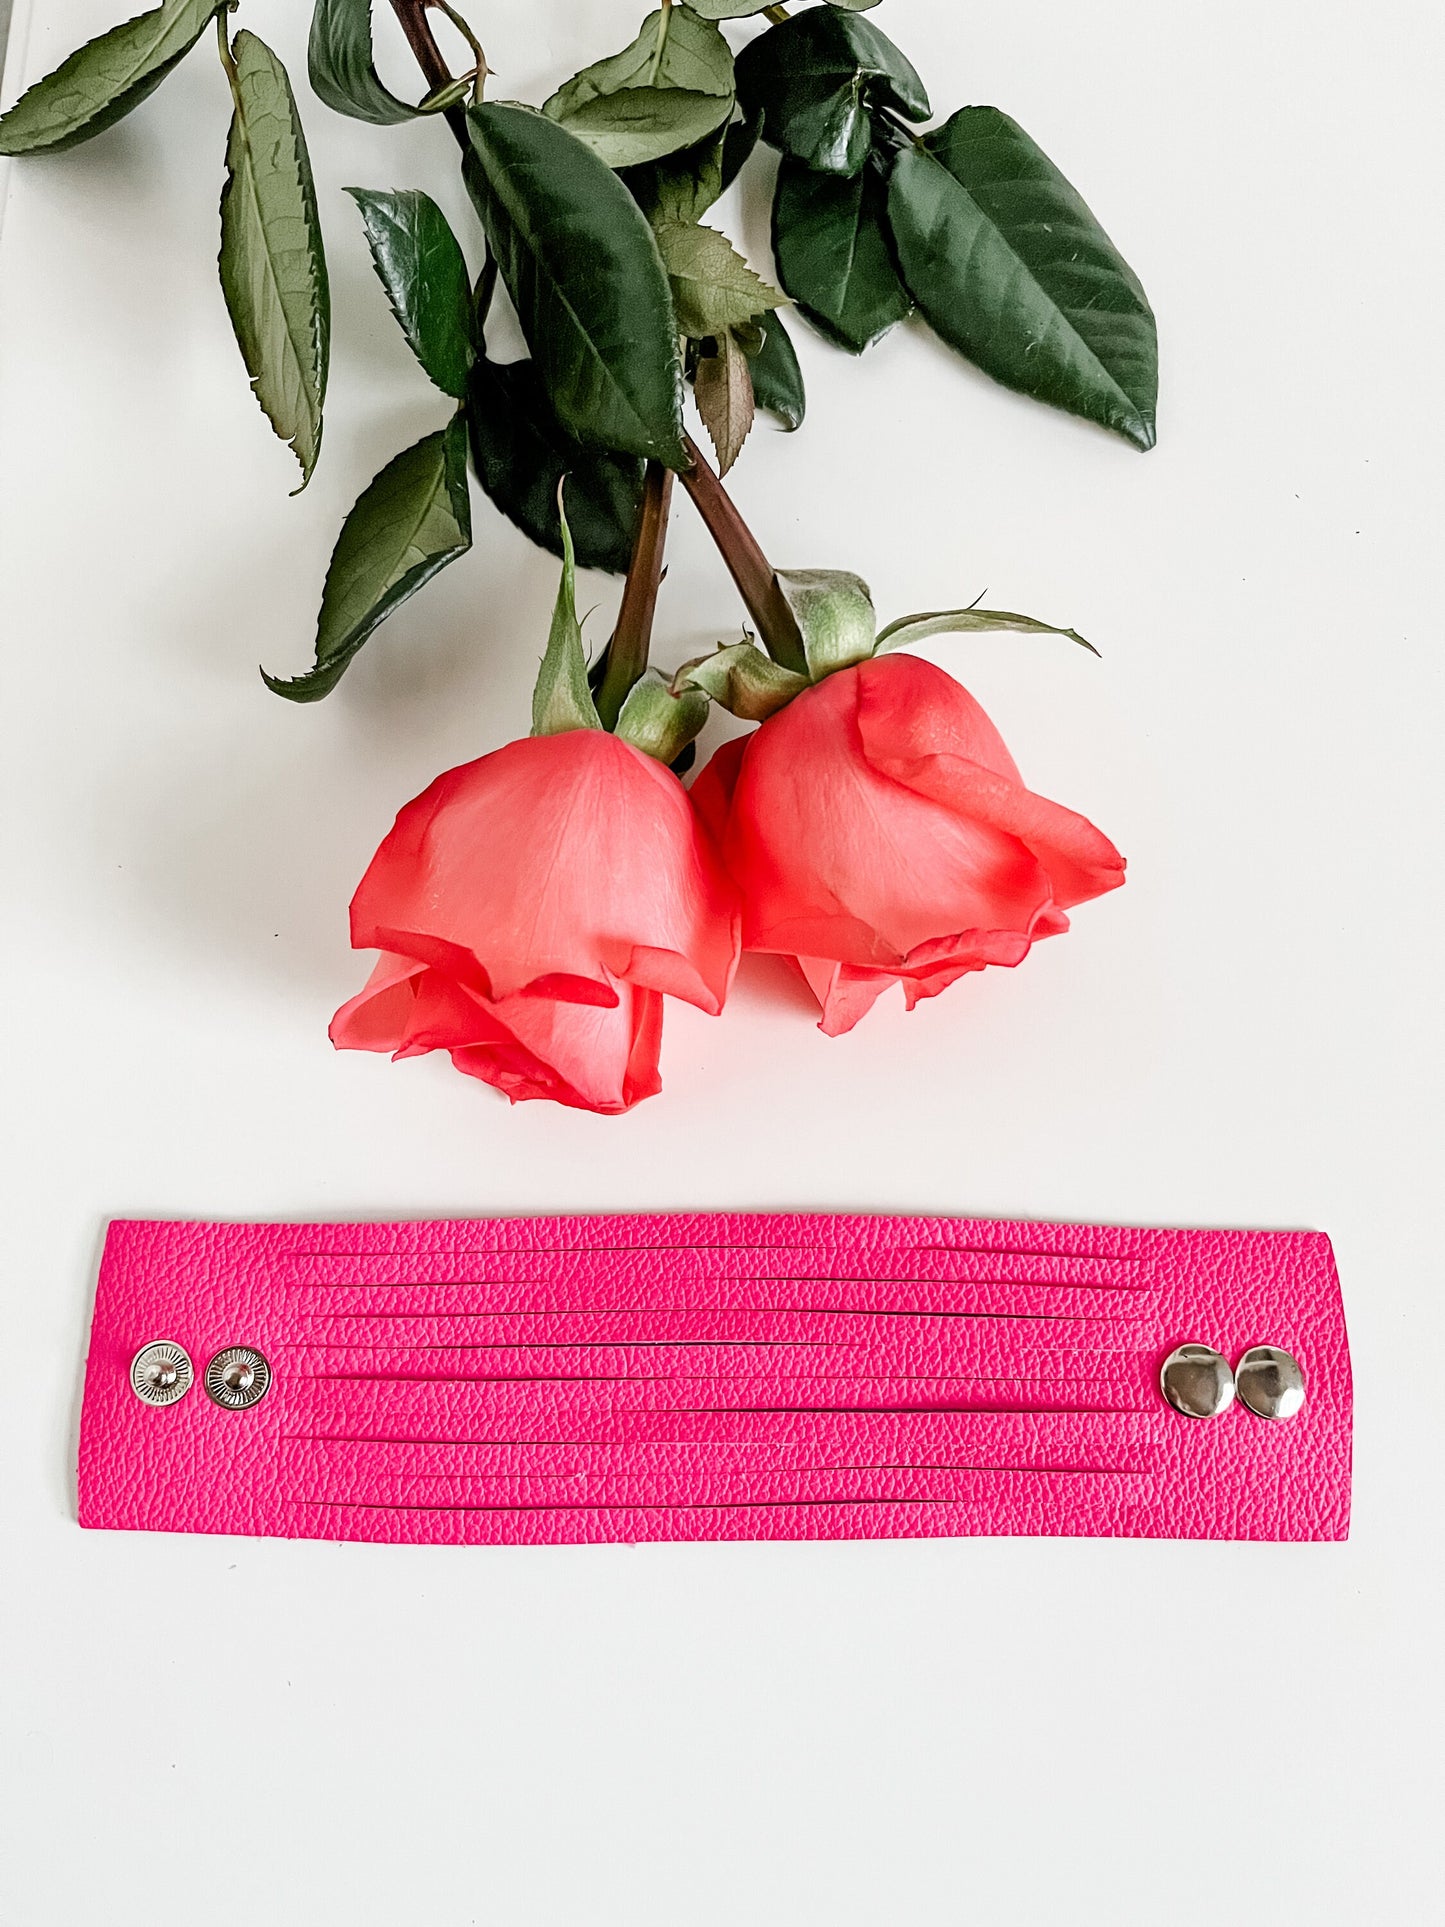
[332,730,740,1113]
[691,654,1124,1036]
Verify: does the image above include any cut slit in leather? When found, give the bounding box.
[78,1213,1352,1544]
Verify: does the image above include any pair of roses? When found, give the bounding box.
[332,541,1125,1113]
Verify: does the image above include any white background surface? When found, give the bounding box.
[2,2,1442,1919]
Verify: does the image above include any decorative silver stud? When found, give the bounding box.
[1159,1343,1235,1419]
[130,1341,193,1408]
[1236,1345,1305,1421]
[205,1345,271,1411]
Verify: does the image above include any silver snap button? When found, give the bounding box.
[130,1341,193,1407]
[1159,1343,1235,1419]
[205,1346,271,1411]
[1236,1345,1305,1421]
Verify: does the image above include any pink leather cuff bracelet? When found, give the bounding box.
[78,1214,1352,1545]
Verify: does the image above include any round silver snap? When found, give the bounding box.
[130,1341,193,1408]
[1236,1345,1306,1421]
[205,1345,272,1411]
[1159,1343,1235,1419]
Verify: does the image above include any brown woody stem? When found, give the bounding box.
[389,0,471,148]
[676,437,808,674]
[389,2,675,708]
[390,8,806,701]
[596,462,673,729]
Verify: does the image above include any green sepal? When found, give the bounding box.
[874,606,1098,656]
[347,187,474,400]
[675,640,811,721]
[0,0,222,157]
[776,568,877,679]
[614,674,711,764]
[263,415,472,702]
[532,490,603,737]
[308,0,422,126]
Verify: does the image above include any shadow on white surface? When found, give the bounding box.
[2,3,1442,1924]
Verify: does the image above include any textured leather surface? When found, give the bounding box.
[78,1215,1351,1544]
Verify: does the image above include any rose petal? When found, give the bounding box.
[689,733,747,846]
[332,950,664,1114]
[795,955,892,1036]
[856,656,1126,911]
[722,662,1057,961]
[351,730,738,1012]
[703,656,1122,1037]
[858,651,1026,782]
[329,950,427,1052]
[451,982,664,1113]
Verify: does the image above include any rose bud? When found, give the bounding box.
[331,729,737,1111]
[332,496,737,1113]
[691,642,1124,1037]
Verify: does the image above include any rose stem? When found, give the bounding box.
[675,437,808,674]
[390,1,672,708]
[388,0,474,141]
[391,4,807,689]
[595,462,673,728]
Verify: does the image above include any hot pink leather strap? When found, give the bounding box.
[78,1215,1351,1544]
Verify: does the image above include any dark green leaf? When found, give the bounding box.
[773,156,909,351]
[621,125,727,225]
[308,0,421,126]
[746,314,805,428]
[419,75,476,115]
[219,29,330,486]
[547,85,735,171]
[543,6,733,169]
[888,108,1158,449]
[465,102,688,466]
[532,492,602,736]
[347,187,473,400]
[719,105,762,190]
[654,221,783,339]
[694,327,754,475]
[621,103,756,225]
[0,0,221,157]
[264,416,472,702]
[552,5,735,105]
[735,9,928,176]
[690,2,882,15]
[465,355,644,573]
